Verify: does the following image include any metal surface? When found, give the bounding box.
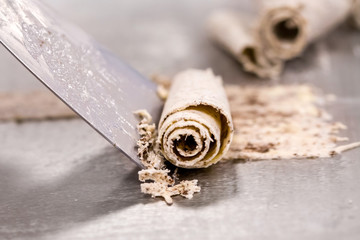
[0,0,163,167]
[0,0,360,239]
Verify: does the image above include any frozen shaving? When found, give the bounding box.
[207,10,283,79]
[225,85,360,160]
[158,69,234,168]
[208,0,354,78]
[136,71,360,205]
[135,69,233,204]
[258,0,353,60]
[135,109,201,205]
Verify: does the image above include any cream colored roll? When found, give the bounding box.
[208,10,283,79]
[258,0,353,60]
[352,0,360,29]
[158,69,233,168]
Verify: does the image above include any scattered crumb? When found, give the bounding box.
[151,74,171,100]
[135,110,201,205]
[334,142,360,154]
[224,85,360,160]
[138,169,174,185]
[133,109,159,168]
[169,180,201,200]
[156,85,169,100]
[140,179,201,205]
[150,74,172,89]
[140,182,175,204]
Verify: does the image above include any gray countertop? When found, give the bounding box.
[1,0,360,239]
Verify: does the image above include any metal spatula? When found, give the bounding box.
[0,0,163,167]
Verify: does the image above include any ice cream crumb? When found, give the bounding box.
[151,74,171,100]
[224,85,360,160]
[156,85,169,100]
[135,110,201,205]
[138,169,174,185]
[334,142,360,154]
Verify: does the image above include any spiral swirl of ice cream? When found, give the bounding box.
[158,69,233,168]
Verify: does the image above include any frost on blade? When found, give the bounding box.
[5,1,137,142]
[135,110,201,205]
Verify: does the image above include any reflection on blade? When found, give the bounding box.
[0,0,163,167]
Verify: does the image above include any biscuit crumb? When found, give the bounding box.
[334,142,360,154]
[225,85,360,160]
[138,169,174,185]
[169,180,201,200]
[156,85,169,100]
[151,74,171,100]
[135,110,201,205]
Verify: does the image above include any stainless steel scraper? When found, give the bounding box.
[0,0,163,167]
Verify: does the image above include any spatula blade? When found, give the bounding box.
[0,0,163,167]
